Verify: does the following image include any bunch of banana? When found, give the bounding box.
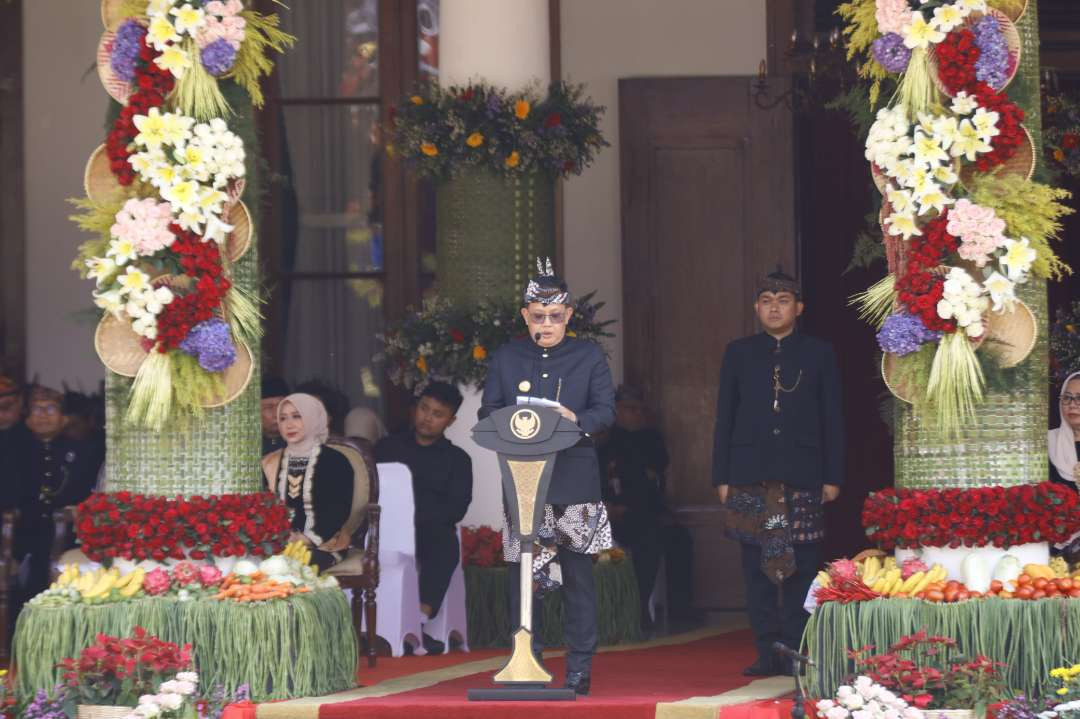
[868,568,903,595]
[283,540,313,568]
[860,556,883,583]
[116,568,146,599]
[1049,557,1069,578]
[892,564,948,596]
[29,585,80,607]
[81,568,122,602]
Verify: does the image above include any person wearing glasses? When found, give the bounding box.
[480,258,616,696]
[1050,372,1080,560]
[712,269,844,677]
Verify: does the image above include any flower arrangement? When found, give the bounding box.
[388,81,608,181]
[120,671,199,719]
[75,492,290,562]
[862,482,1080,550]
[1044,93,1080,177]
[378,291,615,392]
[1050,300,1080,385]
[57,627,192,708]
[21,685,71,719]
[461,525,505,568]
[848,630,1007,716]
[838,0,1073,434]
[72,0,291,430]
[814,675,925,719]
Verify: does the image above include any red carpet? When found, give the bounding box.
[357,648,506,686]
[319,629,771,719]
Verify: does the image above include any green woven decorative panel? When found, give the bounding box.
[894,1,1048,490]
[436,167,555,306]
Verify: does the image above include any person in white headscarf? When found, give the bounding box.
[1050,371,1080,488]
[261,393,354,570]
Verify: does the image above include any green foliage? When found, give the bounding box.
[68,197,125,277]
[227,9,296,108]
[966,173,1074,280]
[851,274,897,329]
[827,84,879,141]
[836,0,890,105]
[846,233,888,273]
[389,81,608,181]
[171,39,232,121]
[926,332,985,437]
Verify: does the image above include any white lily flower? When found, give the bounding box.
[93,289,126,316]
[933,163,959,185]
[951,120,993,161]
[202,215,235,245]
[169,4,206,35]
[902,13,945,49]
[146,15,180,51]
[917,186,954,216]
[86,256,118,285]
[951,91,978,115]
[155,45,193,79]
[932,4,964,33]
[886,212,922,239]
[913,131,949,168]
[143,286,175,315]
[984,271,1016,313]
[117,266,151,294]
[971,108,1001,140]
[931,115,960,151]
[106,238,139,266]
[999,237,1037,280]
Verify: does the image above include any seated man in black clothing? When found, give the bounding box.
[599,385,694,631]
[18,386,102,607]
[375,382,473,651]
[261,377,290,457]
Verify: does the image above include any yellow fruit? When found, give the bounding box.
[863,556,881,581]
[83,573,117,599]
[816,571,831,588]
[900,571,925,594]
[911,572,934,595]
[883,557,897,570]
[1024,564,1056,580]
[1050,557,1069,578]
[120,569,145,598]
[871,577,888,593]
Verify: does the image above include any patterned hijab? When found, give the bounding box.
[277,393,329,455]
[1050,372,1080,483]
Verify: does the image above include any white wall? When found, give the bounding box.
[23,2,110,389]
[560,0,767,381]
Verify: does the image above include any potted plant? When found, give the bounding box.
[56,627,192,718]
[848,630,1007,719]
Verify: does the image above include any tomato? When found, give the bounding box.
[1016,587,1033,599]
[915,591,926,599]
[990,580,1003,593]
[1069,588,1080,599]
[1046,586,1062,598]
[1059,578,1073,591]
[1034,577,1050,590]
[946,580,961,591]
[956,590,971,601]
[1018,574,1032,586]
[944,587,959,603]
[1032,589,1047,600]
[925,589,945,603]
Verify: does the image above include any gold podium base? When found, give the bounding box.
[493,628,552,684]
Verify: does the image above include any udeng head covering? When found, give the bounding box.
[756,267,801,299]
[523,257,571,306]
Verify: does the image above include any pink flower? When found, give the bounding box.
[143,567,172,596]
[207,0,244,16]
[110,198,175,256]
[197,15,245,50]
[172,560,200,586]
[876,0,914,35]
[197,565,223,587]
[946,199,1008,267]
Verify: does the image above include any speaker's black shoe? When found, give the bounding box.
[421,633,446,654]
[742,657,779,676]
[564,671,591,695]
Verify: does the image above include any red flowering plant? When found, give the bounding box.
[76,492,290,562]
[461,525,505,568]
[106,35,174,186]
[935,29,981,96]
[894,212,960,334]
[57,626,192,707]
[849,630,1006,717]
[863,482,1080,551]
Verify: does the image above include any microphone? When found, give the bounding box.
[773,642,814,666]
[534,332,542,342]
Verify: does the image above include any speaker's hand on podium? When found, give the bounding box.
[554,405,577,424]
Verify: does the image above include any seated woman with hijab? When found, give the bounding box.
[1050,372,1080,560]
[261,393,354,571]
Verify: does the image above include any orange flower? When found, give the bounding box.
[505,151,520,168]
[472,345,487,360]
[410,95,423,105]
[466,132,484,148]
[421,142,438,157]
[1054,149,1066,162]
[416,356,428,373]
[514,99,530,120]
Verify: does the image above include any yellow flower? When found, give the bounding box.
[505,151,520,168]
[472,345,487,360]
[420,142,438,157]
[410,95,423,105]
[514,99,531,120]
[416,356,428,373]
[466,132,484,148]
[155,45,193,78]
[1059,688,1071,696]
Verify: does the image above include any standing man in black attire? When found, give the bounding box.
[712,270,844,677]
[480,259,616,696]
[375,381,473,652]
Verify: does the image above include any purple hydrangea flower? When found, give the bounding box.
[871,32,912,74]
[876,312,942,356]
[110,19,147,82]
[973,15,1010,89]
[179,318,237,372]
[200,38,238,77]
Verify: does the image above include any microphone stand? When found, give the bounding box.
[773,643,811,719]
